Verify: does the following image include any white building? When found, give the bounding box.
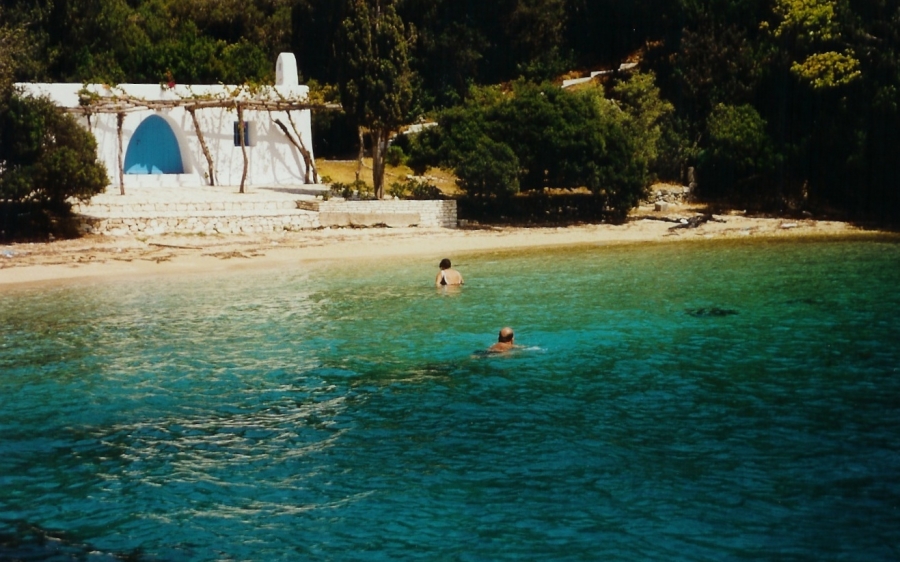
[17,53,318,191]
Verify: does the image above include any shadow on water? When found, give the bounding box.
[0,520,158,561]
[685,306,739,317]
[782,296,830,307]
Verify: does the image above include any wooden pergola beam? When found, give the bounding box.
[66,95,340,115]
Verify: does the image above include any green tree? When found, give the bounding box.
[0,6,47,89]
[0,93,108,239]
[0,21,23,92]
[11,0,285,85]
[566,0,674,68]
[505,0,571,80]
[416,81,649,218]
[490,81,648,205]
[454,136,521,198]
[398,0,504,104]
[42,0,148,82]
[604,71,675,179]
[697,103,779,201]
[846,0,900,220]
[666,17,761,123]
[766,0,862,89]
[755,0,898,216]
[337,0,415,199]
[291,0,349,82]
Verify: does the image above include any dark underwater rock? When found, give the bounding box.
[784,297,826,306]
[686,307,739,317]
[0,521,149,561]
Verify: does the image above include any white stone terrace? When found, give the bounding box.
[71,185,329,235]
[71,184,458,235]
[74,184,328,218]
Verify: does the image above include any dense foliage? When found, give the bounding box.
[1,0,899,222]
[0,92,108,240]
[410,80,655,219]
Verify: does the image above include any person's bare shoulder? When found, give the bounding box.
[445,270,464,285]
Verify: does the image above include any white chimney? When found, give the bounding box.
[276,53,299,86]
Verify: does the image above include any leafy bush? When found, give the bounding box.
[605,71,676,182]
[1,93,108,204]
[405,127,442,175]
[453,136,520,197]
[697,103,780,200]
[357,181,374,200]
[328,179,373,200]
[653,114,700,185]
[388,178,443,200]
[413,81,650,218]
[385,144,406,167]
[0,92,108,240]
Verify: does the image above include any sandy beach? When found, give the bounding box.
[0,203,886,288]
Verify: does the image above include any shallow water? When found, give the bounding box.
[2,236,899,561]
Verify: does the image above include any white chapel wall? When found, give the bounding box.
[16,55,315,190]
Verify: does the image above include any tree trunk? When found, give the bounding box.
[188,107,216,186]
[273,117,314,183]
[355,127,365,183]
[371,128,389,199]
[116,112,125,195]
[237,103,248,194]
[285,110,318,184]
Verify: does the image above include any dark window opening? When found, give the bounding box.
[234,121,252,146]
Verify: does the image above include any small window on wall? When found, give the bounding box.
[234,121,253,146]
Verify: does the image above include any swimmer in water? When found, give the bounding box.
[487,326,516,353]
[435,258,464,286]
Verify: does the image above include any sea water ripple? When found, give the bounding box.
[1,237,899,561]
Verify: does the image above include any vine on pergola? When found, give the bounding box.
[71,84,339,194]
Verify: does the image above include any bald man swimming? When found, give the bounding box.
[488,327,516,353]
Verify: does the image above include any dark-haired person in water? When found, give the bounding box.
[435,258,464,286]
[488,327,516,353]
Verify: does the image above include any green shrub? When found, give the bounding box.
[697,103,780,199]
[405,126,442,175]
[454,137,520,198]
[329,179,373,200]
[421,82,650,215]
[388,178,442,199]
[387,181,408,199]
[385,144,406,167]
[356,181,374,200]
[605,71,675,179]
[0,93,108,240]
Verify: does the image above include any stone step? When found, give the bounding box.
[74,200,310,219]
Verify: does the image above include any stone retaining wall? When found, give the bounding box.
[297,199,457,228]
[646,185,693,205]
[76,199,300,215]
[75,198,457,235]
[80,211,320,236]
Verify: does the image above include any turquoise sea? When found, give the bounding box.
[1,236,899,561]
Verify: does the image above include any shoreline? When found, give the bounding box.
[0,208,892,288]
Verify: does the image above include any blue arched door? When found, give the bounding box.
[124,115,184,174]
